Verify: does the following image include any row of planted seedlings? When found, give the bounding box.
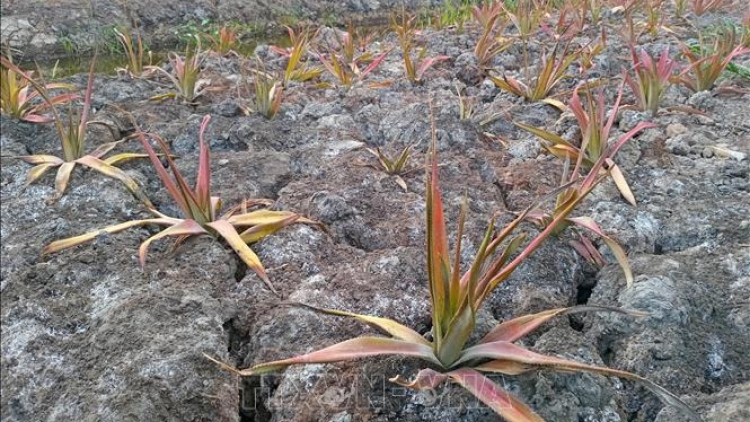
[1,1,748,420]
[4,2,748,120]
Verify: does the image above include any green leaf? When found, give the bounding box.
[437,304,475,367]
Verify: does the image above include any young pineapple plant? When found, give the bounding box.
[1,55,77,122]
[624,47,679,115]
[271,26,322,86]
[43,115,323,294]
[317,48,390,88]
[676,28,750,92]
[489,41,577,110]
[147,37,210,103]
[207,119,700,422]
[471,1,511,73]
[206,24,239,56]
[364,144,418,191]
[251,69,284,119]
[114,27,151,77]
[1,56,150,203]
[317,22,391,88]
[515,82,657,206]
[392,13,450,84]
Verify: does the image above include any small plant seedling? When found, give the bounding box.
[515,81,657,206]
[147,37,210,103]
[206,24,239,56]
[364,144,418,191]
[207,115,701,422]
[271,26,322,86]
[392,13,450,84]
[1,56,150,204]
[676,28,750,92]
[1,55,77,123]
[114,27,151,77]
[251,68,284,119]
[489,41,577,110]
[43,115,324,294]
[624,47,679,115]
[471,2,511,73]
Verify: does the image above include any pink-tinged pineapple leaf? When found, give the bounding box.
[417,56,449,80]
[207,219,275,293]
[460,342,702,422]
[601,82,625,147]
[360,49,392,78]
[53,162,76,200]
[582,121,657,190]
[137,132,206,221]
[567,216,633,287]
[194,114,212,216]
[569,236,606,268]
[447,368,545,422]
[568,86,588,134]
[136,131,190,213]
[238,337,440,376]
[426,118,450,343]
[21,114,54,123]
[42,218,176,255]
[76,58,97,157]
[138,219,208,267]
[479,306,645,345]
[608,161,636,206]
[283,303,431,345]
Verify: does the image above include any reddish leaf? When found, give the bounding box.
[479,306,645,344]
[194,115,212,216]
[241,337,440,376]
[448,368,545,422]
